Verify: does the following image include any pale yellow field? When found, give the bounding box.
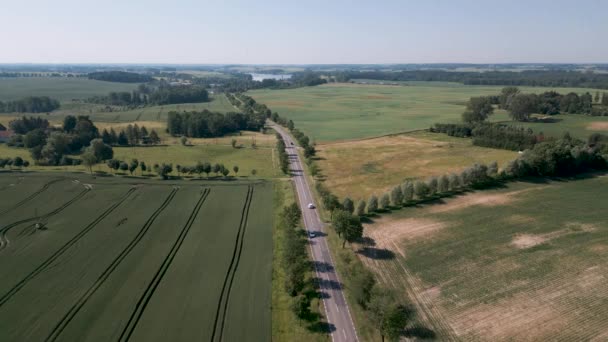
[316,131,517,200]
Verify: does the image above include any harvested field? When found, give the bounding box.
[316,131,517,199]
[359,175,608,341]
[0,173,273,342]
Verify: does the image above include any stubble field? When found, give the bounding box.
[358,175,608,341]
[0,173,273,342]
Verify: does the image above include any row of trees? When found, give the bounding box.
[166,110,265,138]
[0,96,60,113]
[100,125,161,146]
[104,158,243,180]
[87,85,209,107]
[343,162,499,217]
[276,133,290,174]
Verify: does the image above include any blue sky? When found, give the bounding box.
[1,0,606,63]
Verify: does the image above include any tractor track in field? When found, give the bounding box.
[210,185,254,342]
[0,187,137,308]
[0,187,90,252]
[119,188,211,341]
[0,178,65,216]
[44,188,179,342]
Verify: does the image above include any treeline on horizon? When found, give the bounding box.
[331,70,608,89]
[87,71,154,83]
[86,83,209,107]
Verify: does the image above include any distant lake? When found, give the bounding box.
[249,73,292,81]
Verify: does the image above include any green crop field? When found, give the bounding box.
[359,175,608,341]
[0,78,139,101]
[0,173,273,341]
[248,83,605,142]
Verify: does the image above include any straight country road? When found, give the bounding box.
[271,122,359,342]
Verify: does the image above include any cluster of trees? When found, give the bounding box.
[334,70,608,89]
[463,88,608,123]
[100,124,160,146]
[504,134,607,177]
[87,71,153,83]
[431,123,544,151]
[0,96,60,113]
[8,115,105,166]
[166,110,265,138]
[87,85,208,107]
[0,157,30,169]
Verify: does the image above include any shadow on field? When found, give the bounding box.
[311,260,334,273]
[404,325,437,340]
[357,247,396,260]
[307,321,336,334]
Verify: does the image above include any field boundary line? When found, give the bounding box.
[44,187,179,342]
[118,188,211,341]
[0,177,65,216]
[0,187,90,251]
[210,185,254,342]
[0,187,137,307]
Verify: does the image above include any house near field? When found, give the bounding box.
[0,130,14,143]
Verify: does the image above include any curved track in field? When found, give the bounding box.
[0,187,90,252]
[0,178,65,216]
[44,188,179,342]
[0,187,136,308]
[210,185,254,342]
[118,188,211,341]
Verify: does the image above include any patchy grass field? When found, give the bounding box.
[316,131,517,200]
[0,93,236,124]
[490,112,608,140]
[358,175,608,341]
[0,78,139,101]
[249,83,603,142]
[0,173,273,342]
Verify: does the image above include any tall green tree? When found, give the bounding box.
[462,96,494,122]
[342,197,354,214]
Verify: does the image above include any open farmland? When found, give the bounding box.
[248,83,603,142]
[0,78,139,101]
[0,93,236,124]
[316,131,517,199]
[358,174,608,341]
[0,173,273,342]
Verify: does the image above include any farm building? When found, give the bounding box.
[0,130,14,143]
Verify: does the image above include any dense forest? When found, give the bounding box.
[333,70,608,89]
[86,85,208,106]
[166,110,266,138]
[87,71,153,83]
[0,96,60,113]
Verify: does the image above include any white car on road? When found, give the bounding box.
[307,203,315,209]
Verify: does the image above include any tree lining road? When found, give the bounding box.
[271,122,358,342]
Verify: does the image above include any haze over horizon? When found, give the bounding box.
[2,0,607,64]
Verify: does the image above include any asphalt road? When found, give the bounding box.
[271,122,359,342]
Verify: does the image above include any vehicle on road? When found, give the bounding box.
[291,142,294,145]
[307,203,315,209]
[308,231,316,238]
